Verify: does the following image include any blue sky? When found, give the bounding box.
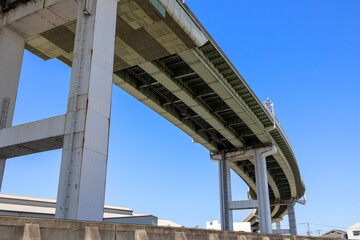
[2,0,360,235]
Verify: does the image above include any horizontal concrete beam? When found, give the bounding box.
[229,200,258,210]
[272,229,290,235]
[1,0,77,37]
[0,115,65,158]
[214,146,281,203]
[211,146,277,162]
[229,200,290,211]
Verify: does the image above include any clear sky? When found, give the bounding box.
[2,0,360,236]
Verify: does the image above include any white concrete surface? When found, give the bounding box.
[0,26,25,191]
[55,0,118,222]
[206,220,251,232]
[158,0,207,47]
[0,27,24,128]
[0,0,77,37]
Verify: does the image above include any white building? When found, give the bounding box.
[158,219,182,228]
[347,223,360,240]
[206,220,251,232]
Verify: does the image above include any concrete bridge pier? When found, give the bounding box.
[0,27,25,191]
[218,151,233,231]
[55,0,118,221]
[253,146,276,234]
[273,218,283,230]
[212,145,277,233]
[272,218,291,235]
[287,203,297,235]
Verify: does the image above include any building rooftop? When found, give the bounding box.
[0,193,157,225]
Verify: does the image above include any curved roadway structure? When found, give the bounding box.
[1,0,305,228]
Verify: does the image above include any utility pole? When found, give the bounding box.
[306,222,311,236]
[316,230,321,236]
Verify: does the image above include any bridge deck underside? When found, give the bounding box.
[8,0,305,224]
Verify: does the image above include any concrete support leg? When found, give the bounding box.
[55,0,118,221]
[288,203,297,235]
[275,218,281,230]
[175,232,188,240]
[218,151,233,231]
[254,148,274,234]
[135,229,149,240]
[0,27,25,191]
[23,223,41,240]
[209,234,220,240]
[84,227,101,240]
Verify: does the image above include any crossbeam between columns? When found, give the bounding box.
[272,229,290,235]
[229,200,258,210]
[0,115,66,159]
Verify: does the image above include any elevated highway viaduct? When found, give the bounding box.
[0,0,305,234]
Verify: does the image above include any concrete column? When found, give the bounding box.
[218,151,233,231]
[0,27,25,191]
[276,221,281,230]
[274,218,282,230]
[288,203,297,235]
[254,149,273,234]
[55,0,118,221]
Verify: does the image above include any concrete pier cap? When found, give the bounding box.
[210,145,277,162]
